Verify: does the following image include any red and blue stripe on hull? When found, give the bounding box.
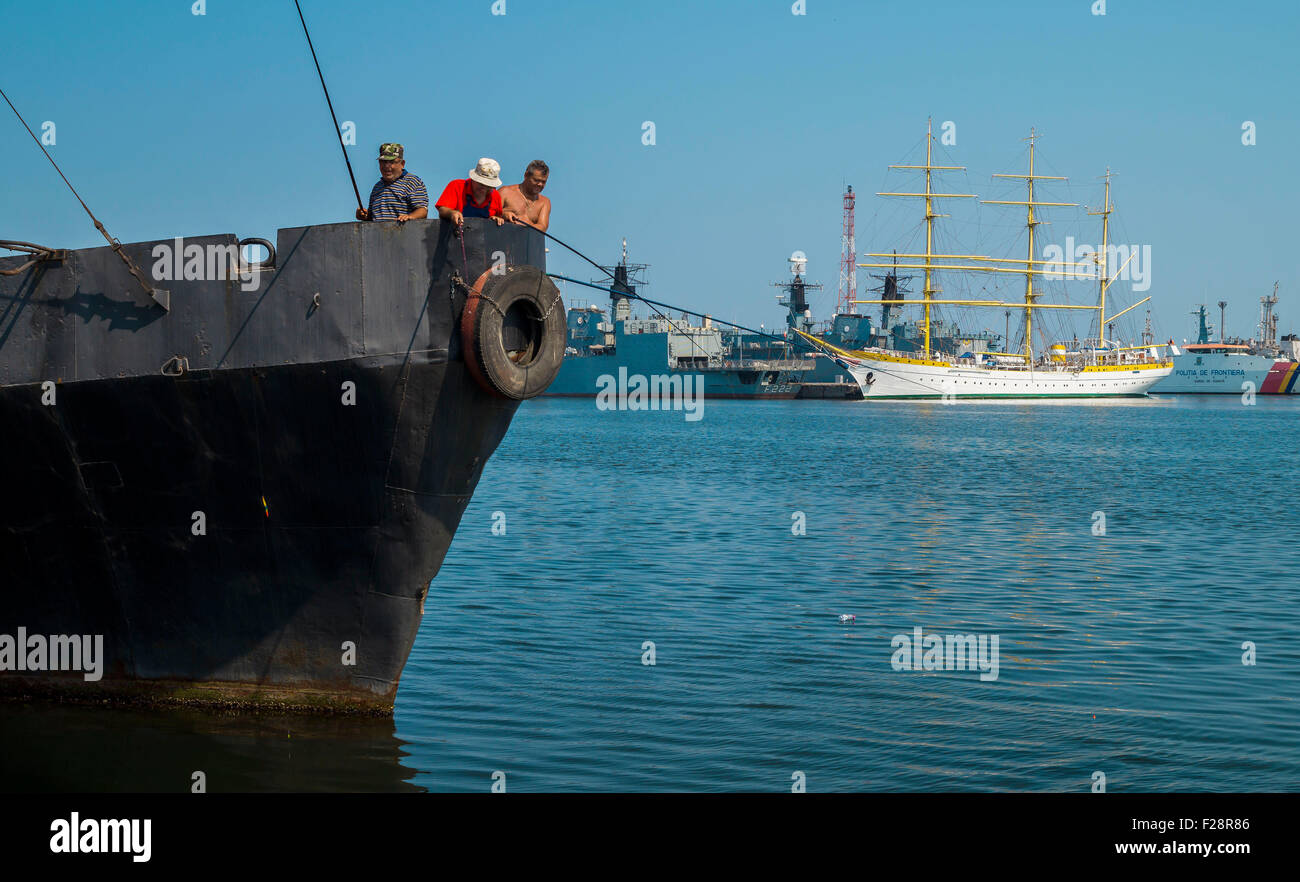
[1260,360,1300,394]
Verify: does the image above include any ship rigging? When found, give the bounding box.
[797,120,1173,399]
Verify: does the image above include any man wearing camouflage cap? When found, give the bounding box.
[356,143,428,222]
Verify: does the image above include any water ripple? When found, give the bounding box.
[396,397,1300,791]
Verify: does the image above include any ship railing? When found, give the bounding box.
[717,358,816,371]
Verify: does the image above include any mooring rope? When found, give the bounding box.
[0,86,157,300]
[0,240,57,276]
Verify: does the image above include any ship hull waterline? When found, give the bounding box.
[545,357,802,399]
[840,354,1173,400]
[1152,353,1300,394]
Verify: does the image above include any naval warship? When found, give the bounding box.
[545,242,813,399]
[0,219,564,713]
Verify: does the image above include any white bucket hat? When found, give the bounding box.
[468,157,503,189]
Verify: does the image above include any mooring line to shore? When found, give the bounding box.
[0,85,161,305]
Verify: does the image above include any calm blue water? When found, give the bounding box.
[7,396,1296,792]
[395,395,1300,792]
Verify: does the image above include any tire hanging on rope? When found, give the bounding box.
[460,264,566,400]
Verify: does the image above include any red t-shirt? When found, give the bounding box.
[435,179,503,217]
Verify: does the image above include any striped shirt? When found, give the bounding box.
[367,171,428,221]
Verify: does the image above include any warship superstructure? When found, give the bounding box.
[545,242,812,399]
[774,253,1002,385]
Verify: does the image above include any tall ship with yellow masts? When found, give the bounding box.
[799,122,1173,399]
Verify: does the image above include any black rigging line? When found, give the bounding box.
[294,0,363,213]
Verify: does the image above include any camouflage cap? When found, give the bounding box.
[378,143,404,161]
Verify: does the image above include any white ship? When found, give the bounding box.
[794,342,1170,399]
[798,122,1172,400]
[1153,297,1300,395]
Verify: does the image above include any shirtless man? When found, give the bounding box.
[500,160,552,232]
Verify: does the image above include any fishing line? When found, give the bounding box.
[509,221,722,359]
[548,272,817,355]
[294,0,363,214]
[512,218,606,275]
[549,272,723,359]
[515,219,814,365]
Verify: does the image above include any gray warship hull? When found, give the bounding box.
[0,219,544,713]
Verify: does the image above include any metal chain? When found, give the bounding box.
[451,271,564,322]
[473,288,565,323]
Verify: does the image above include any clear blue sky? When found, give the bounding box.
[3,0,1296,343]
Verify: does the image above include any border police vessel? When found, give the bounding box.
[1154,295,1299,395]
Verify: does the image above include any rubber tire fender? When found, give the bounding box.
[460,264,566,400]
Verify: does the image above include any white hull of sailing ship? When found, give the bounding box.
[833,350,1172,399]
[804,121,1177,400]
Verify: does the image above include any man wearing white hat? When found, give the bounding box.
[435,158,506,230]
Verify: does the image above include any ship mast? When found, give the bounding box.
[983,130,1074,363]
[874,118,977,359]
[1085,171,1153,357]
[858,125,1100,361]
[923,122,935,357]
[1260,282,1280,350]
[1088,169,1112,346]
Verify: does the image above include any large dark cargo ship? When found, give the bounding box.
[0,219,563,713]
